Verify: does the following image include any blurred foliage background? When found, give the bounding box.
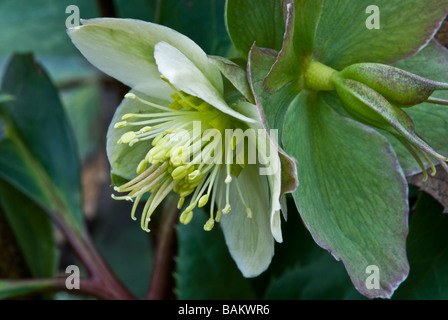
[0,0,447,300]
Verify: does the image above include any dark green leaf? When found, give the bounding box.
[176,211,256,299]
[283,90,409,298]
[0,54,83,231]
[264,254,364,300]
[0,279,57,300]
[225,0,285,58]
[261,198,365,299]
[0,206,30,281]
[0,0,99,55]
[0,179,57,279]
[393,192,448,299]
[92,200,153,299]
[0,93,13,104]
[158,0,231,56]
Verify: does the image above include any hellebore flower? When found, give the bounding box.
[226,0,448,298]
[68,18,296,277]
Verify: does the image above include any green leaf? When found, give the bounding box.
[247,45,296,135]
[225,0,285,58]
[264,254,364,300]
[261,197,365,300]
[0,93,13,104]
[0,54,83,231]
[0,179,57,279]
[390,41,448,175]
[393,192,448,299]
[60,85,102,162]
[155,0,231,57]
[0,279,57,300]
[283,90,409,298]
[313,0,448,70]
[0,206,30,280]
[92,201,153,299]
[208,55,255,103]
[0,0,99,55]
[176,210,256,299]
[264,0,324,92]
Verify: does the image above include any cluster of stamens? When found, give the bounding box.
[112,81,253,232]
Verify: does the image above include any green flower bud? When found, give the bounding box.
[333,76,448,180]
[339,63,448,106]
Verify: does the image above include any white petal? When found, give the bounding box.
[270,210,283,243]
[233,101,283,242]
[68,18,223,99]
[154,42,255,123]
[220,165,274,277]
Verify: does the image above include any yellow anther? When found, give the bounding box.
[171,166,188,180]
[203,218,215,231]
[170,147,189,166]
[136,159,148,175]
[118,131,137,144]
[179,189,195,198]
[121,113,136,120]
[151,148,168,161]
[124,93,137,100]
[215,210,222,222]
[138,126,152,134]
[114,121,128,128]
[180,210,194,225]
[198,194,209,208]
[223,203,231,214]
[156,136,170,147]
[152,133,165,147]
[177,197,185,209]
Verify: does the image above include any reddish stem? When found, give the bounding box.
[146,196,179,300]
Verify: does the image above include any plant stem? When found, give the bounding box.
[146,196,179,300]
[1,276,125,300]
[55,215,136,300]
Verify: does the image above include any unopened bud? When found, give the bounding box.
[339,63,448,106]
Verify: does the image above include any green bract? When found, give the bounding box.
[68,18,298,277]
[226,0,448,298]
